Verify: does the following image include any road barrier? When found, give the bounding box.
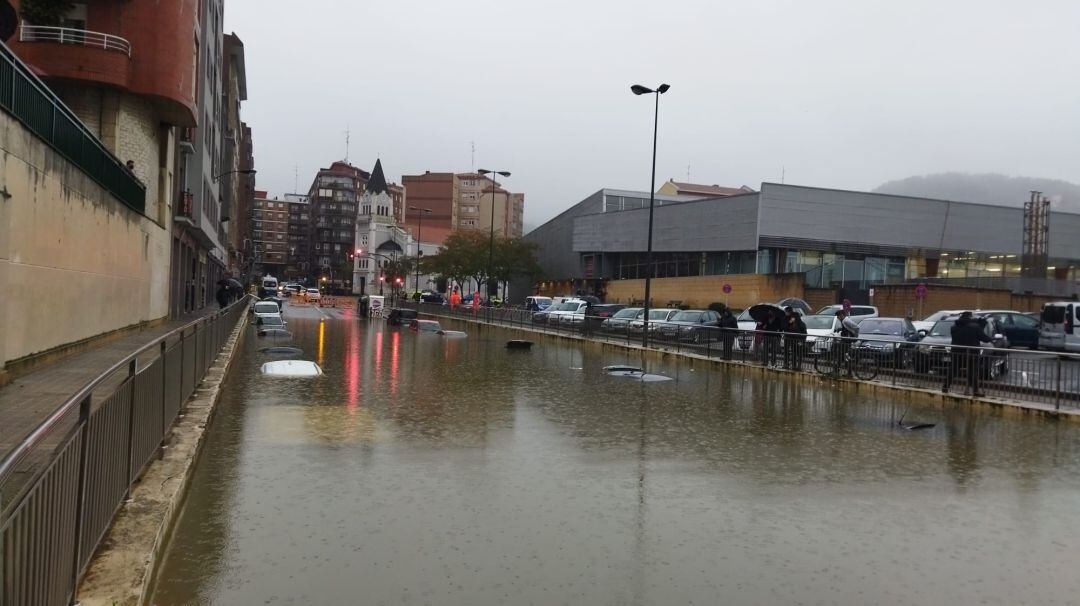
[407,302,1080,410]
[0,298,248,606]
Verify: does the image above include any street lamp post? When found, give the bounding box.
[410,206,432,295]
[630,83,670,348]
[211,168,257,182]
[477,168,511,300]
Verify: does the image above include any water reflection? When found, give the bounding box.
[152,314,1080,606]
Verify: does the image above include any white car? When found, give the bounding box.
[628,308,679,335]
[545,299,588,325]
[912,309,962,335]
[802,314,842,353]
[305,288,321,302]
[252,301,283,320]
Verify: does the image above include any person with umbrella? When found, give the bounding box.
[832,309,861,376]
[747,303,785,366]
[783,306,807,370]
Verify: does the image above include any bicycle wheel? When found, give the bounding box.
[852,352,880,381]
[814,353,840,378]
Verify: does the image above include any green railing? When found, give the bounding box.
[0,42,146,214]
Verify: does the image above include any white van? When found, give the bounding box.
[1039,302,1080,352]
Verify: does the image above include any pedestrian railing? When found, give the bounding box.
[0,298,248,606]
[407,302,1080,410]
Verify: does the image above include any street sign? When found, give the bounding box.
[722,283,732,294]
[915,283,928,299]
[868,288,875,297]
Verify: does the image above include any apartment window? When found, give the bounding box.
[334,244,342,252]
[255,221,262,228]
[319,188,332,197]
[276,234,284,240]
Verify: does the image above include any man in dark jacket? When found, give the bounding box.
[783,306,808,370]
[763,309,784,367]
[943,311,995,396]
[719,308,738,360]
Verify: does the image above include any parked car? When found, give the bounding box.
[628,308,679,335]
[525,296,553,311]
[655,309,722,343]
[561,303,627,328]
[977,310,1041,349]
[912,309,963,334]
[915,313,1009,379]
[544,299,588,326]
[419,290,445,304]
[736,308,759,352]
[531,307,557,325]
[1039,302,1079,352]
[816,304,879,319]
[852,317,922,366]
[304,288,321,302]
[802,314,842,354]
[600,307,644,332]
[387,308,418,326]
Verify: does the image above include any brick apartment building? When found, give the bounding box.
[251,191,288,277]
[306,161,368,290]
[400,171,524,244]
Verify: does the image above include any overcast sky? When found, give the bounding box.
[226,0,1080,229]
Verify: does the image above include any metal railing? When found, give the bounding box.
[18,23,132,56]
[407,302,1080,410]
[0,297,248,606]
[0,41,145,214]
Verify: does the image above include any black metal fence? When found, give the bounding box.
[0,298,248,606]
[409,302,1080,410]
[0,42,146,214]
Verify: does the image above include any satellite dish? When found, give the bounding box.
[0,2,17,42]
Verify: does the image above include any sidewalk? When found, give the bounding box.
[0,306,224,459]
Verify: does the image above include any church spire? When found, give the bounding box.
[367,159,389,195]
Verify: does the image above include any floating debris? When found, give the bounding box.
[506,340,533,350]
[603,364,642,373]
[261,360,322,377]
[439,330,468,338]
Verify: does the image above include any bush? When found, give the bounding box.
[411,291,421,301]
[708,302,728,314]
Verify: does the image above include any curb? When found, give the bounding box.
[73,313,250,606]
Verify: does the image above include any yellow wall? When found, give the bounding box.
[0,110,171,370]
[604,274,806,309]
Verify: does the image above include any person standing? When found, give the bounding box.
[834,309,860,376]
[215,283,229,308]
[763,309,784,367]
[784,307,808,371]
[449,286,461,311]
[719,308,738,361]
[582,299,595,337]
[943,311,994,396]
[471,291,481,316]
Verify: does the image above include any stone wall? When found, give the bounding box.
[604,274,806,309]
[0,109,171,373]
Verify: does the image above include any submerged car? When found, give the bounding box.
[387,308,418,326]
[412,319,443,333]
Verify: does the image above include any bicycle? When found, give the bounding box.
[813,341,880,380]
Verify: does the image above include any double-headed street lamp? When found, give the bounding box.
[410,205,432,294]
[211,168,257,182]
[477,168,510,299]
[630,83,670,348]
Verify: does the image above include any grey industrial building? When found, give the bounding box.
[525,183,1080,299]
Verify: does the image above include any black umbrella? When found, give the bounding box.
[747,303,784,324]
[223,277,244,289]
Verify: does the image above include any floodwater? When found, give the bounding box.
[151,305,1080,605]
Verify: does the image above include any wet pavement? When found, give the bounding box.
[151,304,1080,605]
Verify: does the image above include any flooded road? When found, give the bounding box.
[152,304,1080,605]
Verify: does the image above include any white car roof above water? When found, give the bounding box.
[261,360,323,377]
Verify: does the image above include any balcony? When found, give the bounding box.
[179,127,196,155]
[19,24,132,56]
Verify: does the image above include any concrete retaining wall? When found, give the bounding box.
[0,108,171,377]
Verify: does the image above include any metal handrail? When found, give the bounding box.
[0,297,248,485]
[18,23,132,57]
